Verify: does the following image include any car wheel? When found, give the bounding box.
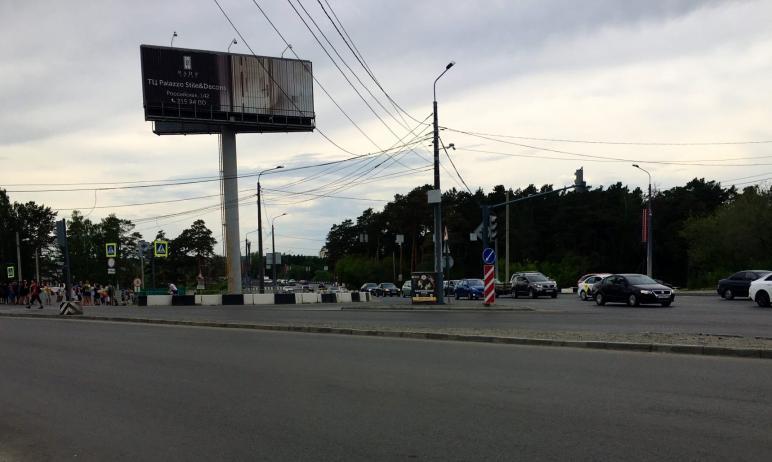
[756,291,771,308]
[660,301,672,307]
[579,290,587,301]
[595,293,606,306]
[512,289,519,299]
[550,293,558,299]
[723,288,734,300]
[627,294,639,307]
[530,288,537,299]
[455,293,460,300]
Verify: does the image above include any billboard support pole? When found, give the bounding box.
[221,126,242,294]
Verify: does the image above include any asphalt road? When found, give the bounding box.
[2,318,771,461]
[3,293,769,338]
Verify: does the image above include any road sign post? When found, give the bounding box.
[153,240,168,258]
[482,247,496,306]
[483,264,495,306]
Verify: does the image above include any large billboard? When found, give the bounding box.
[140,45,315,135]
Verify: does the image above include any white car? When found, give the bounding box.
[577,273,611,301]
[749,273,772,307]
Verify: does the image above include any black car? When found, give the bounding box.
[377,282,400,297]
[359,282,378,295]
[510,272,558,298]
[717,270,771,300]
[595,274,675,307]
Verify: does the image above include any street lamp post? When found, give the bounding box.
[257,166,283,293]
[432,61,455,304]
[271,213,288,293]
[633,164,653,277]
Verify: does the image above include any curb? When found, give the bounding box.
[1,312,769,360]
[341,306,535,312]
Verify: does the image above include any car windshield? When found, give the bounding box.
[626,275,658,285]
[526,274,549,282]
[468,279,484,287]
[365,283,377,288]
[382,283,396,289]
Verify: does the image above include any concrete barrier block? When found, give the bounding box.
[200,294,221,306]
[337,292,352,303]
[300,293,320,304]
[195,295,204,305]
[252,294,274,305]
[147,295,172,306]
[274,293,296,304]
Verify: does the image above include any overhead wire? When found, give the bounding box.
[442,126,772,146]
[316,0,423,126]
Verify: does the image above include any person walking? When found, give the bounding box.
[19,280,29,306]
[26,279,44,309]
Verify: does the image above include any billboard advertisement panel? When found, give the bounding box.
[140,45,315,134]
[411,271,438,304]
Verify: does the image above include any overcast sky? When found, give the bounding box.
[1,0,771,256]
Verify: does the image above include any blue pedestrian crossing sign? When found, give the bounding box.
[6,266,14,279]
[482,247,496,265]
[105,243,117,258]
[154,240,169,258]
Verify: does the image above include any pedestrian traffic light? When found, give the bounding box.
[574,167,588,193]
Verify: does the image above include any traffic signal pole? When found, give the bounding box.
[480,170,588,249]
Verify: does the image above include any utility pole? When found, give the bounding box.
[432,61,455,304]
[271,213,287,293]
[257,166,283,294]
[15,231,22,282]
[35,248,40,283]
[505,190,510,282]
[633,165,653,277]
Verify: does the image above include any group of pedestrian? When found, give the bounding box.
[71,281,120,306]
[0,280,55,309]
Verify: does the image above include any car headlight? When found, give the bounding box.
[535,284,542,289]
[639,289,653,295]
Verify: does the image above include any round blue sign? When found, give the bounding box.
[482,247,496,265]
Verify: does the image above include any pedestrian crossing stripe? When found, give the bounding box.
[154,240,169,257]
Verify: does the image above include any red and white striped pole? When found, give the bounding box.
[483,264,495,306]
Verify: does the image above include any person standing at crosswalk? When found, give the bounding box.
[26,279,44,309]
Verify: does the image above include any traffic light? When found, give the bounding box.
[574,167,588,193]
[489,213,498,240]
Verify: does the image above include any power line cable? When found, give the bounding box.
[460,146,772,167]
[439,136,473,194]
[316,0,425,126]
[442,126,772,146]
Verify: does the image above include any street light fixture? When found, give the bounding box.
[227,38,237,52]
[633,164,653,277]
[170,31,178,47]
[432,61,455,304]
[257,165,284,293]
[271,212,288,292]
